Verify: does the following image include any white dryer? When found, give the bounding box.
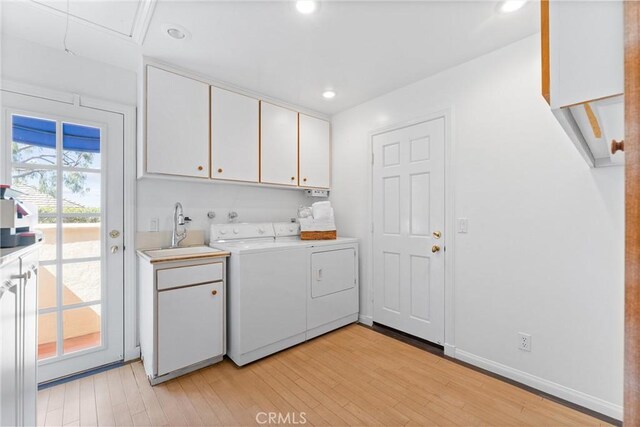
[210,222,358,366]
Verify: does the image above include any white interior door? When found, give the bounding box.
[2,92,124,382]
[372,118,445,344]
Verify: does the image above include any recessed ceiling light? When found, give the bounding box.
[296,1,317,14]
[161,23,191,40]
[499,0,527,13]
[167,28,185,39]
[322,90,336,99]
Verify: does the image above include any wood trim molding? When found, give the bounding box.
[541,0,550,104]
[626,1,640,424]
[583,103,602,139]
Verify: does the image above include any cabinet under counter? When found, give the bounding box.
[137,251,228,385]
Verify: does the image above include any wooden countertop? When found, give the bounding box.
[136,246,230,264]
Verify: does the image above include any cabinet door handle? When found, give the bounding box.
[291,176,296,181]
[11,271,30,280]
[303,178,307,182]
[198,166,204,171]
[211,289,218,296]
[316,268,323,281]
[218,168,223,174]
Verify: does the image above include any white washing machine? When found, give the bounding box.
[210,222,358,366]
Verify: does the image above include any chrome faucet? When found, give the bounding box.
[171,202,189,248]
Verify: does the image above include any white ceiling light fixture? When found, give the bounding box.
[161,23,191,40]
[167,28,185,39]
[322,90,336,99]
[499,0,527,13]
[296,1,318,15]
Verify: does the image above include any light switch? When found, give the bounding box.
[457,218,468,234]
[149,218,159,232]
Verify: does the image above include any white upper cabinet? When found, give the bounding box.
[546,0,623,109]
[146,66,210,178]
[260,102,298,186]
[542,0,624,167]
[299,114,330,189]
[211,87,259,182]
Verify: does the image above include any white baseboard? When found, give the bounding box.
[454,349,622,421]
[443,343,456,357]
[358,314,373,326]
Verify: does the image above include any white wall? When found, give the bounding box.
[1,35,137,106]
[331,34,623,418]
[136,179,306,240]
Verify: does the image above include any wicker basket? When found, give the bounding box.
[300,230,337,240]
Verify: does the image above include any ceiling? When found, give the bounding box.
[2,1,539,115]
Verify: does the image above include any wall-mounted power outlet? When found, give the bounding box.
[518,332,531,352]
[149,218,159,232]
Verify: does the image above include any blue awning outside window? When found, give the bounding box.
[12,115,101,153]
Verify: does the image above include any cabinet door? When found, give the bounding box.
[0,261,19,427]
[157,282,223,376]
[20,254,38,427]
[146,66,210,178]
[299,114,330,189]
[548,1,623,108]
[211,87,259,182]
[260,102,298,186]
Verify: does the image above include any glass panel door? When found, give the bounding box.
[4,92,124,383]
[12,116,104,361]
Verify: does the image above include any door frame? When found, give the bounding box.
[625,2,640,424]
[0,81,139,363]
[367,108,456,355]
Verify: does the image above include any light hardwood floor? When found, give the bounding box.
[38,324,612,426]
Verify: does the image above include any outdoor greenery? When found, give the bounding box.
[12,142,94,197]
[12,142,99,224]
[38,207,101,224]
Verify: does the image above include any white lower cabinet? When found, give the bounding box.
[138,255,227,385]
[0,247,38,427]
[157,282,224,376]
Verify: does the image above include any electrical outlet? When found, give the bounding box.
[149,218,159,232]
[457,218,468,233]
[518,332,531,352]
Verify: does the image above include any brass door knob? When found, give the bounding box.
[432,245,441,253]
[433,231,441,239]
[218,168,223,173]
[211,290,218,296]
[197,166,204,171]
